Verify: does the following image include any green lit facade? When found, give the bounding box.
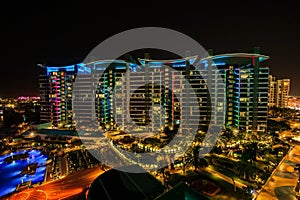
[200,48,270,133]
[44,49,269,134]
[39,64,78,128]
[74,57,205,136]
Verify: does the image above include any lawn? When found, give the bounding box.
[197,170,251,200]
[166,169,251,200]
[206,154,266,189]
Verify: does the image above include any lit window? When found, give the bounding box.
[241,74,248,79]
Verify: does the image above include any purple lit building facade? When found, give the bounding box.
[39,64,80,128]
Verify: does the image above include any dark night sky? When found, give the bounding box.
[0,1,299,97]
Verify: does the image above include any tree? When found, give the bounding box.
[242,142,259,164]
[223,128,233,142]
[184,146,209,171]
[234,142,259,181]
[234,160,255,180]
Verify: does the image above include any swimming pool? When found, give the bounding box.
[0,149,48,197]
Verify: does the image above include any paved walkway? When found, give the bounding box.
[256,145,300,200]
[8,167,104,200]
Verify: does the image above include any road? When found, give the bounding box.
[256,145,300,200]
[8,167,104,200]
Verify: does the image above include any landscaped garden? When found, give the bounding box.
[161,169,251,200]
[155,119,292,199]
[206,134,290,190]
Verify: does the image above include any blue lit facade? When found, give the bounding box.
[200,48,270,133]
[73,60,137,130]
[40,49,269,134]
[73,57,204,134]
[39,64,79,128]
[120,57,200,134]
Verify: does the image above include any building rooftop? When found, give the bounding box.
[138,56,197,66]
[88,165,164,200]
[155,182,209,200]
[200,53,269,66]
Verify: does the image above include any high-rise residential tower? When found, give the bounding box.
[40,48,270,134]
[268,75,277,107]
[39,64,79,128]
[267,75,290,108]
[276,79,290,108]
[73,60,136,131]
[73,57,204,136]
[200,48,270,133]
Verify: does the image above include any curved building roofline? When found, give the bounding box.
[38,63,84,69]
[84,59,137,66]
[199,53,269,65]
[138,56,198,65]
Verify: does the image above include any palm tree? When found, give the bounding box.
[234,142,259,181]
[242,142,259,164]
[223,128,233,142]
[234,159,255,180]
[184,146,209,172]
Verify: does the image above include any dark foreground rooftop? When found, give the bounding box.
[88,165,164,200]
[155,182,209,200]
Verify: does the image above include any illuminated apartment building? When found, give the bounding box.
[73,60,138,131]
[267,75,290,108]
[39,64,79,128]
[0,104,3,122]
[41,48,270,134]
[74,58,203,135]
[39,74,51,122]
[128,56,202,134]
[268,75,276,107]
[200,48,270,133]
[276,79,290,108]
